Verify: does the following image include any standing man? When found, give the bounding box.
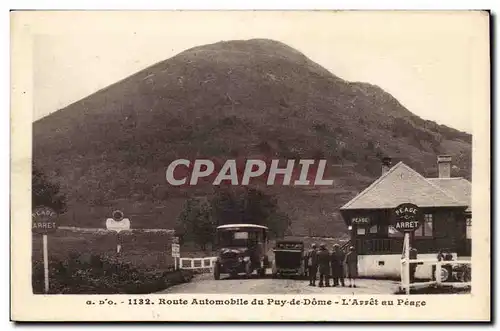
[317,243,331,287]
[345,246,358,288]
[330,244,345,287]
[306,243,318,286]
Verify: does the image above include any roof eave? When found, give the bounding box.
[341,204,468,211]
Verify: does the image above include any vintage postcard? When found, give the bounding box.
[10,10,491,322]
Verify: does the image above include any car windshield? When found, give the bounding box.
[218,228,263,247]
[276,242,303,250]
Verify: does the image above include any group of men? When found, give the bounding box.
[304,243,358,288]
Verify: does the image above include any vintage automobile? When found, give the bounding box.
[213,224,270,280]
[271,240,306,278]
[432,253,472,283]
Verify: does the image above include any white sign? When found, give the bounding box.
[234,231,248,239]
[352,217,370,225]
[106,217,131,233]
[172,243,180,257]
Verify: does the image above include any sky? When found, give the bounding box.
[30,11,490,133]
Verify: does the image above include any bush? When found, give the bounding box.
[32,253,194,294]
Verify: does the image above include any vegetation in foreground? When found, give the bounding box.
[32,252,194,294]
[31,228,207,294]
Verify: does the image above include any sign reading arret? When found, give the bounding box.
[392,203,421,232]
[32,206,58,234]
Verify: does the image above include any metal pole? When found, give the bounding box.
[117,231,121,254]
[404,232,410,295]
[43,234,49,294]
[400,259,404,292]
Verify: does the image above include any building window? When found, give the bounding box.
[357,227,366,235]
[415,213,433,237]
[388,225,403,238]
[369,225,378,234]
[466,217,472,239]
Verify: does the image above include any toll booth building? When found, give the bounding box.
[340,156,471,279]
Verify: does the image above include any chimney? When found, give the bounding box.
[437,155,452,178]
[382,156,392,175]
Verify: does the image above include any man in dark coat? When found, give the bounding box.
[306,243,318,286]
[317,243,331,287]
[345,246,358,288]
[330,244,345,287]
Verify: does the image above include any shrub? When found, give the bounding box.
[32,253,194,294]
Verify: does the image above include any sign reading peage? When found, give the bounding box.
[392,203,421,232]
[32,206,58,234]
[351,217,370,225]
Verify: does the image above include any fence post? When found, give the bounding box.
[400,259,404,292]
[404,260,410,294]
[436,261,442,286]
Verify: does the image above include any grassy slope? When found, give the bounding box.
[33,39,472,236]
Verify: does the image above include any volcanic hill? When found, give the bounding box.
[33,39,472,236]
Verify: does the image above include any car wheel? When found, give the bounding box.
[440,267,450,282]
[213,263,221,280]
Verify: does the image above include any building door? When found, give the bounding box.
[461,216,472,257]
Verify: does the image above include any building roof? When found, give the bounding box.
[340,161,469,211]
[216,224,269,230]
[427,177,471,212]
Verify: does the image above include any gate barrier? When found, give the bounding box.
[400,258,471,293]
[399,232,471,294]
[179,257,217,273]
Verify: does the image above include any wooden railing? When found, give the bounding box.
[400,258,471,294]
[340,240,352,252]
[355,238,456,255]
[355,238,403,254]
[180,257,217,273]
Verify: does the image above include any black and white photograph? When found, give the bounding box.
[10,9,490,322]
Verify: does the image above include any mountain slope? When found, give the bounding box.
[33,38,472,236]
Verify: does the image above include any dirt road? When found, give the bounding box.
[160,271,400,294]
